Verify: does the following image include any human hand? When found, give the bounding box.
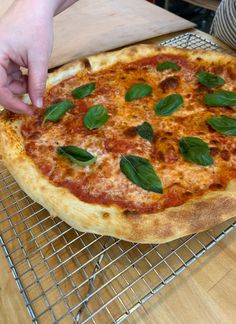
[0,1,54,114]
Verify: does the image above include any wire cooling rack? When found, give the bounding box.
[0,33,236,323]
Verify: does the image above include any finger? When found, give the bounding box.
[11,70,24,82]
[8,71,27,86]
[28,54,48,108]
[7,62,27,85]
[0,87,32,115]
[7,60,20,74]
[0,66,32,115]
[8,79,27,95]
[5,70,27,95]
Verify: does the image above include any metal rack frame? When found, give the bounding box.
[0,33,235,323]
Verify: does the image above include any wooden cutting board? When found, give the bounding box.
[1,0,194,68]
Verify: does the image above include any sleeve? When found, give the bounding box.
[210,0,236,50]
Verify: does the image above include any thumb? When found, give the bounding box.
[28,54,48,108]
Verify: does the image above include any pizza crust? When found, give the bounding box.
[0,44,236,244]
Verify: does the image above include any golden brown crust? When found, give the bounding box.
[0,44,236,244]
[88,44,236,70]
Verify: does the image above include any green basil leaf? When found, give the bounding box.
[156,61,180,71]
[207,116,236,135]
[83,105,108,130]
[204,90,236,106]
[155,94,183,116]
[120,155,163,193]
[57,146,96,166]
[43,101,73,124]
[196,71,225,88]
[179,137,213,166]
[72,82,96,99]
[136,122,154,142]
[125,83,152,102]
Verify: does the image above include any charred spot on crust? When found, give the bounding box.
[102,212,110,219]
[159,76,179,92]
[123,210,140,217]
[209,183,224,190]
[83,58,92,69]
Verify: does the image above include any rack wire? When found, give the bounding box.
[0,33,236,323]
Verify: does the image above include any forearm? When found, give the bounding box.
[33,0,79,16]
[12,0,79,18]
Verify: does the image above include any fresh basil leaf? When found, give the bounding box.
[72,82,96,99]
[125,83,152,102]
[120,155,163,193]
[57,146,96,166]
[43,101,73,124]
[136,122,154,142]
[207,116,236,135]
[83,105,108,130]
[204,90,236,106]
[155,94,183,116]
[196,71,225,88]
[179,137,213,166]
[156,61,180,71]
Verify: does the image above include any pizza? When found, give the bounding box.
[0,44,236,244]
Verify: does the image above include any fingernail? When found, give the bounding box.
[36,98,43,108]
